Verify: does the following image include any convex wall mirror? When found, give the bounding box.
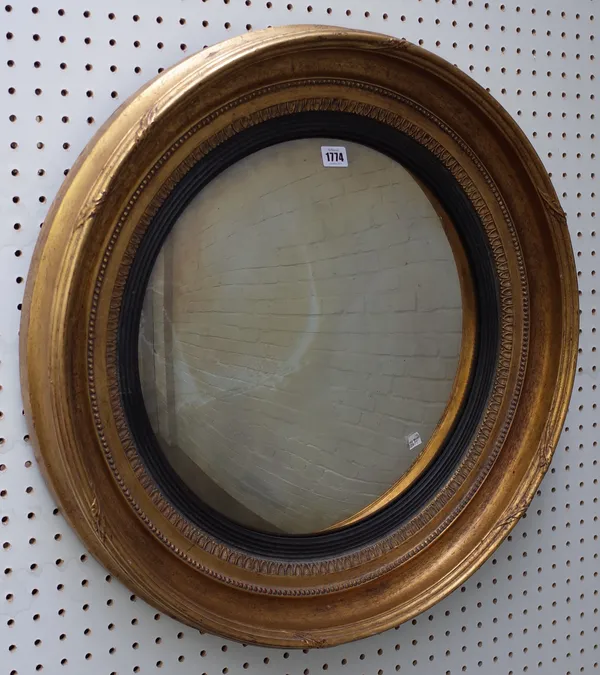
[22,26,578,647]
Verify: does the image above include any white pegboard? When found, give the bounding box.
[0,1,596,673]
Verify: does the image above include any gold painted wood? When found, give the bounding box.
[21,26,578,647]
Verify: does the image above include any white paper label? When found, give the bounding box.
[406,431,422,452]
[321,145,348,167]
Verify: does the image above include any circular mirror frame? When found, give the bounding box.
[21,26,578,647]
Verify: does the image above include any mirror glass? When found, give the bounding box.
[138,138,463,534]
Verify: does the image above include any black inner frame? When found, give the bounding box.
[118,111,500,560]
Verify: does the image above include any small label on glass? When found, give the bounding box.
[321,146,348,167]
[406,432,422,452]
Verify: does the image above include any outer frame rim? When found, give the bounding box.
[20,26,578,647]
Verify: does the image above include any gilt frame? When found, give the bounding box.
[21,26,578,647]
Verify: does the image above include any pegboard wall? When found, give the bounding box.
[0,1,595,673]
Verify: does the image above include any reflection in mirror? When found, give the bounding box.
[138,139,463,534]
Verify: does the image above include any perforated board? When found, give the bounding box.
[0,1,595,674]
